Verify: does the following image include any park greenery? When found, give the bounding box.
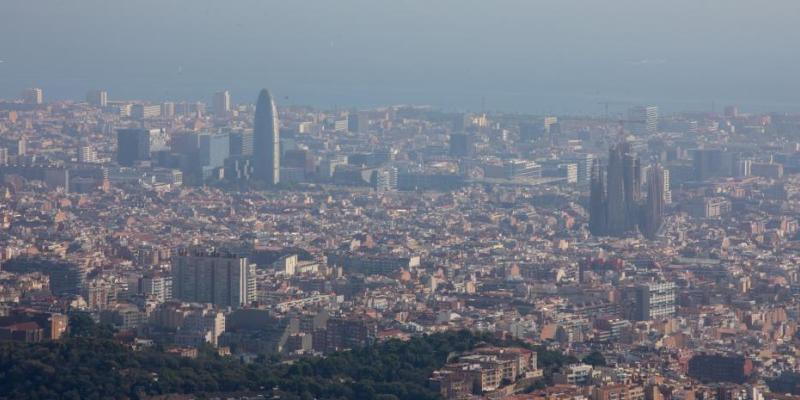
[0,315,574,400]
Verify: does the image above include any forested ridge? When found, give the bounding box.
[0,323,574,400]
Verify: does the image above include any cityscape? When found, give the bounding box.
[2,2,800,400]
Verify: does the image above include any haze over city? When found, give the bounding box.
[3,2,800,400]
[2,0,800,113]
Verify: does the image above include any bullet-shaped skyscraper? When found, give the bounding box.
[253,89,280,185]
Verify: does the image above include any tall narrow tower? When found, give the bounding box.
[213,90,231,116]
[605,145,627,236]
[589,159,607,236]
[640,165,665,239]
[253,89,280,185]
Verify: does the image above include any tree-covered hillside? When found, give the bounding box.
[0,325,573,400]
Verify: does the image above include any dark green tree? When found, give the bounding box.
[582,350,607,367]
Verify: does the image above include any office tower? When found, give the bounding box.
[283,149,315,175]
[131,104,161,119]
[449,133,473,158]
[692,149,716,180]
[542,116,559,145]
[224,157,252,182]
[627,106,658,135]
[173,131,230,182]
[138,273,173,303]
[735,159,752,178]
[589,160,607,236]
[86,90,108,107]
[503,159,542,179]
[633,282,676,321]
[375,166,398,193]
[78,146,98,163]
[541,160,578,183]
[229,130,254,157]
[253,89,280,185]
[560,163,578,183]
[640,165,665,239]
[0,148,8,166]
[347,112,366,133]
[213,91,231,116]
[171,249,256,308]
[7,137,26,157]
[161,102,176,117]
[116,128,151,166]
[333,119,348,132]
[280,166,306,184]
[22,88,43,105]
[320,155,348,178]
[661,168,672,204]
[564,153,594,184]
[691,148,725,180]
[170,131,201,155]
[282,149,307,169]
[198,132,230,169]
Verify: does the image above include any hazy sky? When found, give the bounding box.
[1,0,799,114]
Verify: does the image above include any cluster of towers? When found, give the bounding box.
[589,142,665,239]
